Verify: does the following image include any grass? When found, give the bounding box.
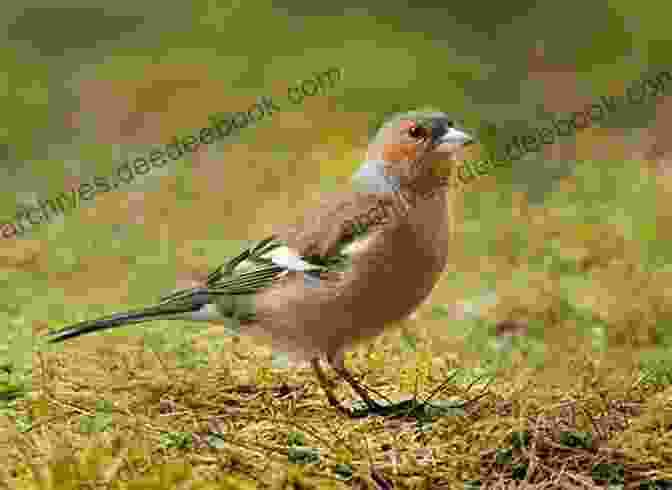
[1,321,670,488]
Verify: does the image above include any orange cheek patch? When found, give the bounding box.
[382,142,418,162]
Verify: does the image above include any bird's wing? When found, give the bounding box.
[158,235,326,304]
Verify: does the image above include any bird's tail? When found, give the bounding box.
[46,296,211,343]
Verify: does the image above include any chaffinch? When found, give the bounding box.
[46,110,475,416]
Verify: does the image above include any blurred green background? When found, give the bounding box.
[1,0,672,391]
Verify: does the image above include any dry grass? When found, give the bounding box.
[0,318,670,489]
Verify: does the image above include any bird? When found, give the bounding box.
[46,109,475,417]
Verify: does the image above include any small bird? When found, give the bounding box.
[46,110,475,416]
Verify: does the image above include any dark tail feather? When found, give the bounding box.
[46,303,202,343]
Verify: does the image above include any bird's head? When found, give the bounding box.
[355,110,475,198]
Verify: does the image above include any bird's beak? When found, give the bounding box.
[433,127,475,153]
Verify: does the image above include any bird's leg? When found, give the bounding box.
[310,357,350,416]
[327,352,384,412]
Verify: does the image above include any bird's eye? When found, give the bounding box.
[408,124,428,140]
